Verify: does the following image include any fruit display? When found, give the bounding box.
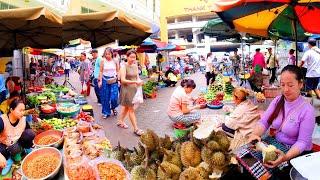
[207,99,224,109]
[76,112,94,122]
[111,129,233,180]
[32,118,78,132]
[204,84,224,101]
[195,97,207,109]
[224,82,234,95]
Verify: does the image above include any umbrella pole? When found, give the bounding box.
[22,47,26,99]
[293,19,298,66]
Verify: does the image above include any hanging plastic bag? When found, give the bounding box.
[82,82,87,94]
[132,86,143,105]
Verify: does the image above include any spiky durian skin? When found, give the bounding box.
[140,129,160,151]
[207,140,221,151]
[159,135,173,150]
[201,146,213,164]
[131,165,157,180]
[180,141,201,167]
[157,161,181,180]
[211,152,226,167]
[163,149,182,168]
[179,167,200,180]
[214,131,230,152]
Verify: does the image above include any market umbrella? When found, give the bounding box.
[202,18,240,40]
[0,6,63,56]
[212,0,320,65]
[62,10,152,48]
[212,0,320,42]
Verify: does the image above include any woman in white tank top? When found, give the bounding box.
[98,48,119,118]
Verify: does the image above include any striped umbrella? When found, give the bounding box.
[212,0,320,42]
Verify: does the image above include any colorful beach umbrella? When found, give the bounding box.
[212,0,320,42]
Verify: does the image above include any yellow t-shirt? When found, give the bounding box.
[0,100,10,114]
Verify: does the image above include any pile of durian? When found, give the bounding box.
[111,128,235,180]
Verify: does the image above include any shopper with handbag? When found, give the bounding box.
[98,48,119,119]
[79,52,91,96]
[117,49,144,136]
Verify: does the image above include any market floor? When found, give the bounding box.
[54,71,213,149]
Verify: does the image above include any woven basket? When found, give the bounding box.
[263,87,281,98]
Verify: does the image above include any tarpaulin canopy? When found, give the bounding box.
[212,0,320,42]
[0,6,63,56]
[62,10,152,48]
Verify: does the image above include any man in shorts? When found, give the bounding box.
[300,38,320,98]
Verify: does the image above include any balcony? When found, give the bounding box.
[167,21,207,30]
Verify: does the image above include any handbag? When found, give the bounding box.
[105,77,117,84]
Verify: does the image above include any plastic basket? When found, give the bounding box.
[174,127,192,138]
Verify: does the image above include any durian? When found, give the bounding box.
[140,129,159,151]
[157,161,181,180]
[211,152,226,167]
[262,145,277,163]
[207,140,220,151]
[180,141,202,167]
[163,149,182,168]
[131,165,157,180]
[214,131,230,152]
[159,135,172,150]
[111,142,126,161]
[201,146,213,164]
[179,167,201,180]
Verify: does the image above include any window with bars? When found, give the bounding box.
[81,7,96,14]
[0,2,17,10]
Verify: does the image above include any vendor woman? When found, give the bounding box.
[0,99,35,174]
[167,79,201,126]
[220,87,260,150]
[249,65,315,179]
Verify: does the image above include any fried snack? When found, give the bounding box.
[23,155,59,179]
[97,162,127,180]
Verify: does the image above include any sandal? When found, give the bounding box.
[116,122,129,129]
[112,109,118,116]
[134,129,144,136]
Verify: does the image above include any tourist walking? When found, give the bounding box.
[98,48,119,118]
[117,50,144,136]
[64,59,71,78]
[205,52,215,86]
[266,47,279,84]
[79,52,91,96]
[231,49,241,77]
[299,38,320,98]
[252,48,266,69]
[91,49,102,105]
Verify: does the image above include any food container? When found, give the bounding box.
[40,104,57,114]
[263,87,281,98]
[57,103,80,117]
[207,103,224,109]
[33,130,64,148]
[21,147,62,179]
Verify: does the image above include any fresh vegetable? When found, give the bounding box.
[210,100,222,106]
[76,112,94,122]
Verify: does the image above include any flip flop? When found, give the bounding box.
[116,122,129,129]
[112,109,118,116]
[1,158,13,175]
[134,129,144,136]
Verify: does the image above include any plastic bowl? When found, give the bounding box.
[40,105,57,114]
[21,147,62,180]
[57,103,80,117]
[207,103,224,109]
[174,127,192,138]
[34,130,63,148]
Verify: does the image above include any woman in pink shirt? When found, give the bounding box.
[167,79,201,126]
[252,48,266,69]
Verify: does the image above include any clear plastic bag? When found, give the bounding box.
[64,156,99,180]
[89,157,131,180]
[132,86,143,104]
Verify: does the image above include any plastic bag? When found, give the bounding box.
[82,83,87,92]
[132,86,143,104]
[89,157,131,180]
[65,156,99,180]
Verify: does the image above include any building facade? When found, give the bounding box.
[0,0,160,30]
[160,0,217,49]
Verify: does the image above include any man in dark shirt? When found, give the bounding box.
[29,58,37,86]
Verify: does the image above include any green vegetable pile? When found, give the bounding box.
[142,81,157,97]
[43,118,77,130]
[45,84,69,93]
[27,91,57,108]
